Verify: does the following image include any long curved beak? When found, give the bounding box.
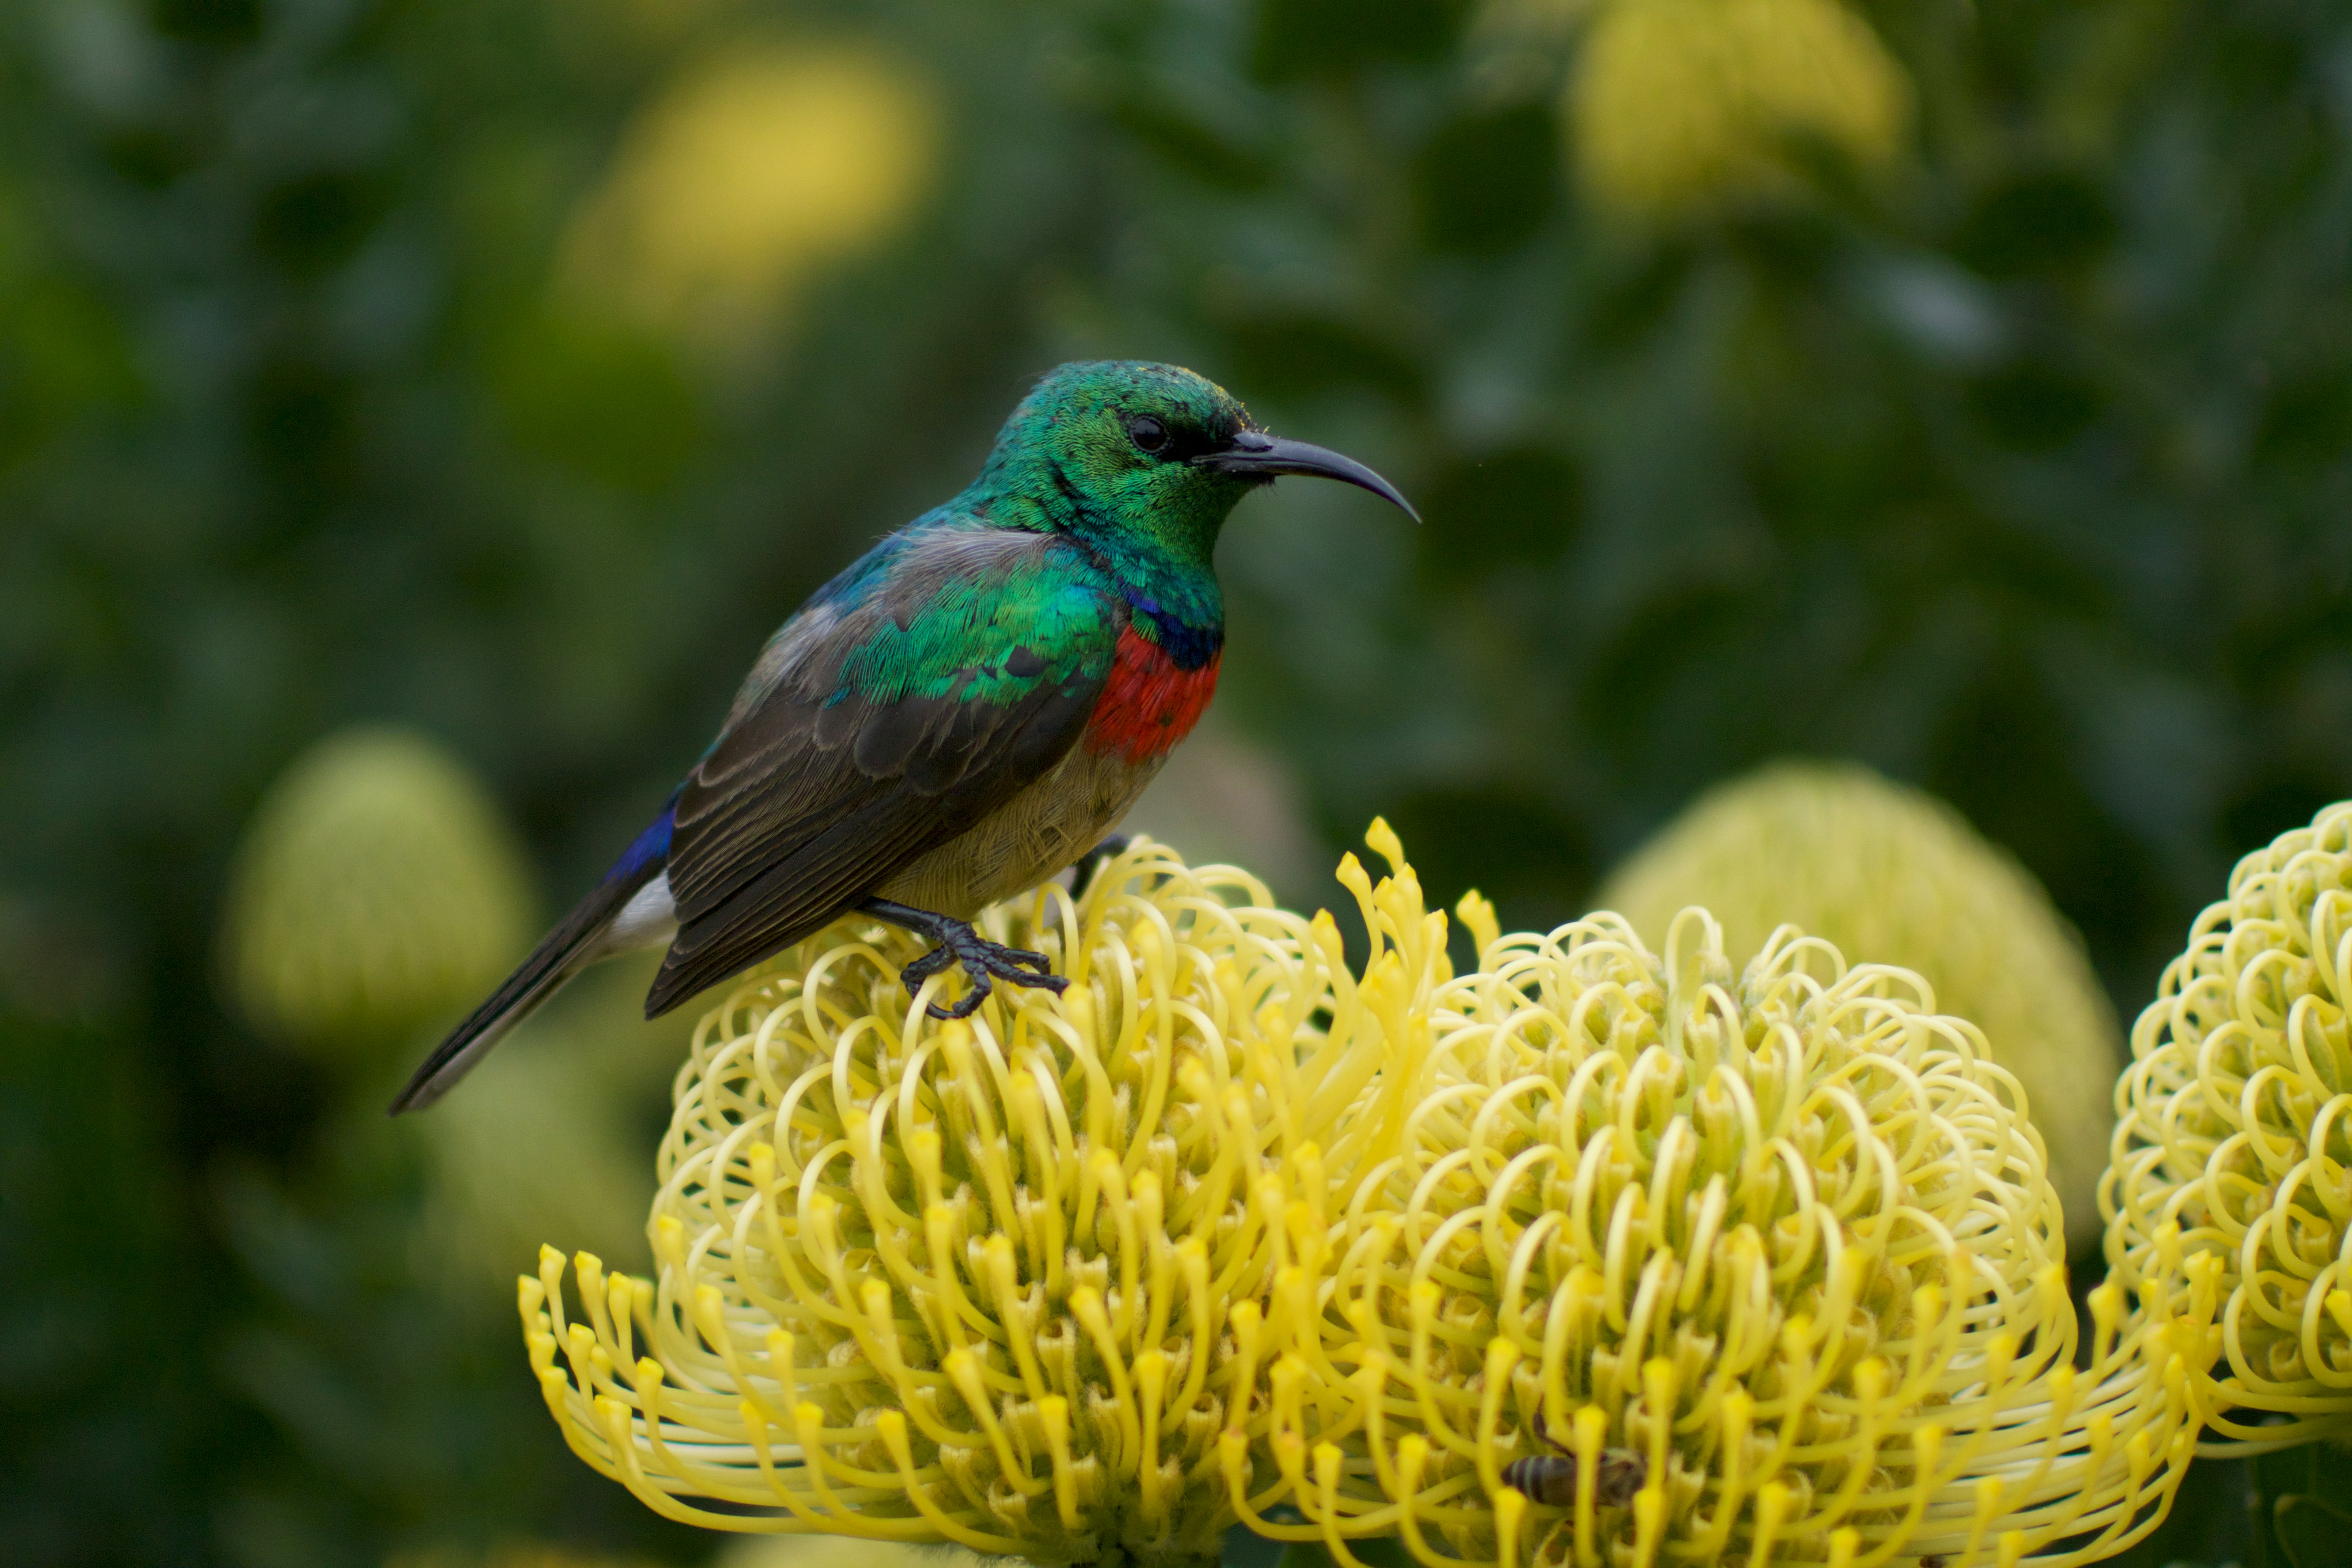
[1197,429,1420,522]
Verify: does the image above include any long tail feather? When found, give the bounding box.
[389,818,673,1114]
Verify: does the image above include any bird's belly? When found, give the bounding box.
[874,746,1167,917]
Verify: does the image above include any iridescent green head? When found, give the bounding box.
[966,360,1414,579]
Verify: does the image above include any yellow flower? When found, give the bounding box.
[219,726,533,1053]
[1571,0,1909,217]
[562,41,937,353]
[519,836,1424,1562]
[1252,899,2196,1568]
[1599,762,2124,1251]
[2104,800,2352,1449]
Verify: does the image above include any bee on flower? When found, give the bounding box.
[1500,1413,1646,1509]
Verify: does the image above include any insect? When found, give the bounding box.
[1502,1411,1649,1508]
[1919,1557,1947,1568]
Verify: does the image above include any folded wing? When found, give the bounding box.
[645,526,1116,1015]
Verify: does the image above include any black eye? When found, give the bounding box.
[1126,414,1169,455]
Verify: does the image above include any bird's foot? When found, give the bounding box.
[1068,835,1131,898]
[859,897,1069,1020]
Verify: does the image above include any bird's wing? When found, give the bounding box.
[645,525,1117,1015]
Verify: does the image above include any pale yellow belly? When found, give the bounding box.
[873,746,1166,918]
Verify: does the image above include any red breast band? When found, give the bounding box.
[1084,625,1220,764]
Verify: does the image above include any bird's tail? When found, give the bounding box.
[388,808,674,1115]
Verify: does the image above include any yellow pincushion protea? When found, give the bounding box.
[563,42,937,352]
[2104,800,2352,1449]
[518,837,1413,1564]
[1600,762,2124,1251]
[1251,899,2198,1568]
[220,726,534,1052]
[1571,0,1910,218]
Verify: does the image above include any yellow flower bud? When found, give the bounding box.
[2105,799,2352,1447]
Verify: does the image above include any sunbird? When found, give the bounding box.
[391,361,1413,1112]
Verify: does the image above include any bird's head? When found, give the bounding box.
[969,360,1414,572]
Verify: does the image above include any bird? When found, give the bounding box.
[389,360,1414,1113]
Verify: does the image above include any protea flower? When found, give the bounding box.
[220,726,534,1054]
[520,835,1438,1564]
[1570,0,1910,217]
[1600,762,2124,1250]
[2104,800,2352,1449]
[1252,901,2197,1568]
[563,43,937,350]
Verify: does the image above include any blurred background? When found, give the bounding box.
[5,0,2349,1562]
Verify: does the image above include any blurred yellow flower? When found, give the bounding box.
[1255,904,2196,1568]
[563,42,937,352]
[220,726,533,1054]
[2105,800,2352,1449]
[522,834,1433,1558]
[1571,0,1909,216]
[1600,762,2124,1250]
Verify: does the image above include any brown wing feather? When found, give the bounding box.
[643,529,1114,1017]
[644,681,1098,1014]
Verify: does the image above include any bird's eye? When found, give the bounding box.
[1126,414,1170,455]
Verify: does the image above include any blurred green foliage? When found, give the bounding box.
[5,0,2352,1563]
[2249,1440,2352,1568]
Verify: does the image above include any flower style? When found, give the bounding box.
[518,836,1410,1565]
[2104,800,2352,1448]
[1600,762,2124,1250]
[1251,899,2197,1568]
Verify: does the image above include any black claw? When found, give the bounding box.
[858,897,1069,1019]
[900,944,958,985]
[929,976,992,1020]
